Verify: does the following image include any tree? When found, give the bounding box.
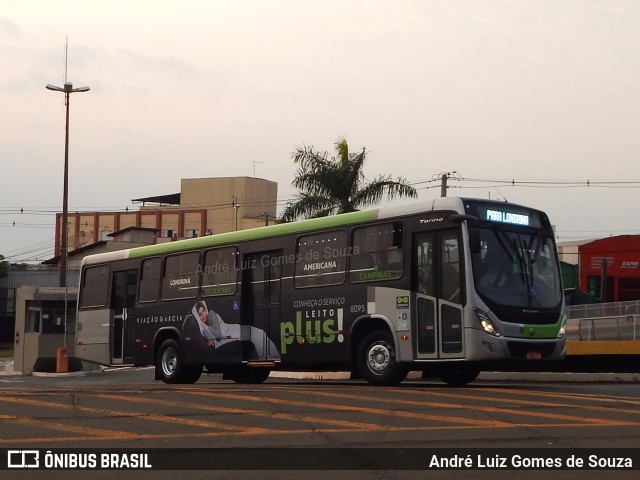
[281,137,417,221]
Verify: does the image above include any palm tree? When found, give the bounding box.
[281,137,417,221]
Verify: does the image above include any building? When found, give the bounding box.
[54,177,278,256]
[0,265,76,345]
[579,235,640,302]
[43,226,160,272]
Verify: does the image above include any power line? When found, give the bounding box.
[456,177,640,187]
[3,176,640,217]
[0,223,55,229]
[4,174,640,260]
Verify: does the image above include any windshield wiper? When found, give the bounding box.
[493,229,525,285]
[520,236,535,288]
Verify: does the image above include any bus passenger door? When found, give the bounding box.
[413,230,464,360]
[111,270,137,365]
[241,251,281,362]
[438,232,464,359]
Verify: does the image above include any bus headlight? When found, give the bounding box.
[557,314,567,339]
[474,308,502,337]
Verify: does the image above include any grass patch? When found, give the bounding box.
[0,350,14,359]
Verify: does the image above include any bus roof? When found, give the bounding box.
[80,197,538,266]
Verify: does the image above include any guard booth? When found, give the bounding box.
[13,286,98,374]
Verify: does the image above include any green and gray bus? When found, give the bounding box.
[75,197,566,386]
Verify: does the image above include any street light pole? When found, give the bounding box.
[46,82,89,287]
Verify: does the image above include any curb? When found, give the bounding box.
[3,358,640,382]
[0,359,98,377]
[31,370,94,378]
[476,371,640,383]
[269,370,640,383]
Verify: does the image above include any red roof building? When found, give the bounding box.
[579,235,640,302]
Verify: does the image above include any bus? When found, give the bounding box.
[74,197,566,386]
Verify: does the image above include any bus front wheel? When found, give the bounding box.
[156,339,202,384]
[357,330,408,385]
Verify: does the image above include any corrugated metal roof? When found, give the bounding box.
[131,193,181,205]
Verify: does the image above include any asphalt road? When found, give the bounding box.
[1,367,639,479]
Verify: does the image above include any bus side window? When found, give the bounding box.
[80,265,110,308]
[295,231,347,288]
[202,247,238,297]
[139,257,161,303]
[350,222,403,283]
[161,252,200,300]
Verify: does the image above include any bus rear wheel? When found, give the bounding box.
[436,364,480,387]
[156,339,202,384]
[357,330,408,385]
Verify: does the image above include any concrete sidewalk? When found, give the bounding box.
[0,358,15,376]
[0,358,14,375]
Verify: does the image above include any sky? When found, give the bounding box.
[1,0,639,263]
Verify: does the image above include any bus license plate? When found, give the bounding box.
[526,351,542,360]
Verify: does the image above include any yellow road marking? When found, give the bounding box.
[3,421,624,445]
[477,387,640,406]
[0,394,263,436]
[275,388,637,426]
[94,393,384,431]
[400,387,640,420]
[187,390,512,428]
[2,386,639,445]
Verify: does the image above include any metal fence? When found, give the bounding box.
[566,301,639,341]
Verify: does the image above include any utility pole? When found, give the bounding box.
[438,171,458,197]
[440,173,448,197]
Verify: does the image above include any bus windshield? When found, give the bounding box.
[471,227,562,309]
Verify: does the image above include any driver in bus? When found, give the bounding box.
[479,250,509,288]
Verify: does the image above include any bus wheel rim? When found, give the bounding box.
[162,348,177,376]
[367,342,391,374]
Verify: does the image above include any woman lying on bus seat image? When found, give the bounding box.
[181,301,219,359]
[198,301,222,340]
[182,300,280,360]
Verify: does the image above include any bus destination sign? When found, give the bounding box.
[485,209,530,226]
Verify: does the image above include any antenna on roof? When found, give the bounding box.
[253,161,263,177]
[64,37,68,83]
